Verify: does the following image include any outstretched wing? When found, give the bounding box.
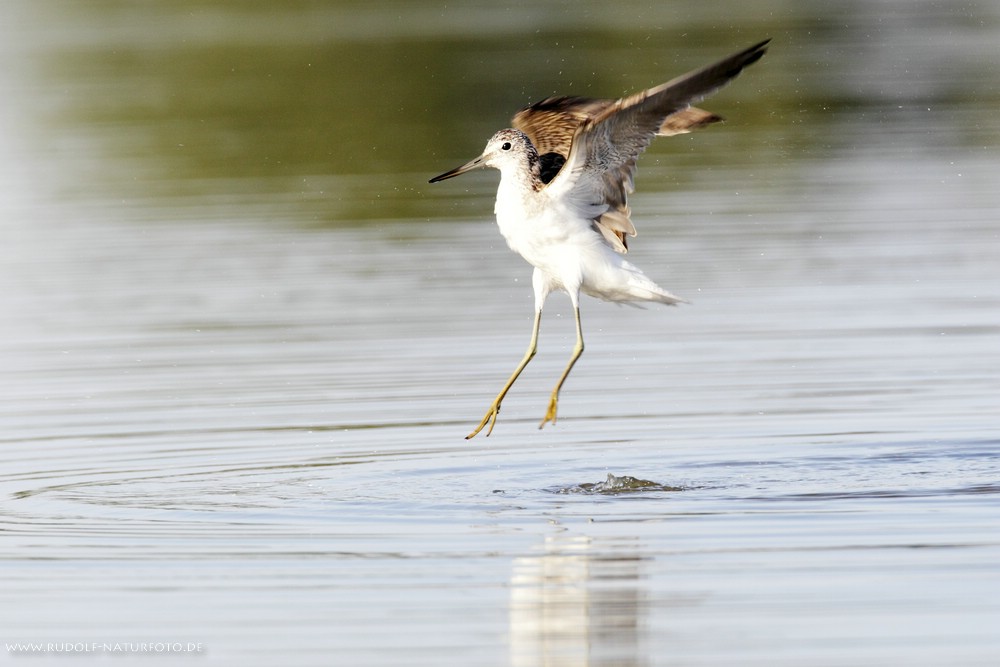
[512,97,612,159]
[543,39,769,252]
[514,99,721,159]
[513,100,722,252]
[514,98,723,251]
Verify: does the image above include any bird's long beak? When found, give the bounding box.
[429,154,485,183]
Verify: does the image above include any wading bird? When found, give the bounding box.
[430,40,769,439]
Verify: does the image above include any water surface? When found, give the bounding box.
[2,2,999,665]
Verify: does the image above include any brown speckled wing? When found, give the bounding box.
[513,99,721,253]
[511,83,740,251]
[512,97,613,158]
[545,40,769,253]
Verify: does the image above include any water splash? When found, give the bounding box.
[555,473,685,495]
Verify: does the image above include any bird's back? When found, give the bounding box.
[513,40,769,254]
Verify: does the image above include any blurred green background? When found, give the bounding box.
[3,0,998,225]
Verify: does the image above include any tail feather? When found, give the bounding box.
[634,284,686,305]
[624,263,686,305]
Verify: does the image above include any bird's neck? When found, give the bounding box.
[495,158,546,224]
[499,147,544,196]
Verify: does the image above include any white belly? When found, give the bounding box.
[491,174,681,305]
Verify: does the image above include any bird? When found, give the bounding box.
[429,40,769,439]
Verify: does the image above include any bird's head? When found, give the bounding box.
[429,129,537,183]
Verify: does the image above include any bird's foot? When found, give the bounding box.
[538,393,559,429]
[466,402,502,440]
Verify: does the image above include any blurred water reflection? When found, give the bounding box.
[511,536,648,667]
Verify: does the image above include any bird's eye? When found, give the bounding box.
[501,142,512,151]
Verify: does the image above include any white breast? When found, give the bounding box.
[494,173,598,268]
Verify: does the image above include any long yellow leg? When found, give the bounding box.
[539,306,584,429]
[466,309,542,439]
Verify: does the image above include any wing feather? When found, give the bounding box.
[543,39,769,252]
[514,101,721,251]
